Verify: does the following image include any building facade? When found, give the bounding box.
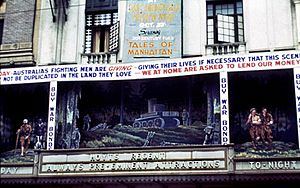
[1,0,300,187]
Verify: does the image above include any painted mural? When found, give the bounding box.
[55,74,220,149]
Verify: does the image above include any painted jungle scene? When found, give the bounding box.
[56,74,221,149]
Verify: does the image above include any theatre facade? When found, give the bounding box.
[1,0,300,187]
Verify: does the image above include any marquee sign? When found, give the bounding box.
[235,158,300,172]
[38,147,229,176]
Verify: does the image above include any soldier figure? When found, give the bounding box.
[33,118,47,149]
[16,119,32,156]
[181,109,189,126]
[83,114,91,131]
[70,126,81,149]
[203,125,214,145]
[260,108,273,148]
[246,108,262,148]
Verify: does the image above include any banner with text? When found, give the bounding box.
[0,51,299,85]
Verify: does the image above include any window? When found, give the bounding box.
[207,1,244,45]
[84,12,118,53]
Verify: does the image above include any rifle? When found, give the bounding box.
[14,131,20,156]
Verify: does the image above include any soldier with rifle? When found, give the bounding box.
[16,119,32,156]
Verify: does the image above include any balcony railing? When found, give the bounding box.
[81,52,117,64]
[206,42,246,55]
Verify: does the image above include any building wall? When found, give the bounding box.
[37,0,85,65]
[244,0,295,52]
[60,0,85,64]
[35,0,299,66]
[118,0,126,61]
[183,0,206,56]
[37,0,58,65]
[2,0,35,44]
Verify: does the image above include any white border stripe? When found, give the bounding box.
[293,68,300,149]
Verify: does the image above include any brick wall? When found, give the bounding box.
[2,0,35,44]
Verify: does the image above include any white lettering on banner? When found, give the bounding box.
[235,160,300,171]
[43,160,223,173]
[0,51,299,85]
[47,81,57,150]
[220,72,230,145]
[293,68,300,149]
[0,167,18,175]
[249,161,297,170]
[0,166,33,175]
[39,150,227,175]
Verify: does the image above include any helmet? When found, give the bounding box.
[23,119,28,124]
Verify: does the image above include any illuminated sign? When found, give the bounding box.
[39,148,229,176]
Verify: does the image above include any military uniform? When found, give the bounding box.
[18,119,32,156]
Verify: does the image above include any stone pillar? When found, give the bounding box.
[294,0,300,49]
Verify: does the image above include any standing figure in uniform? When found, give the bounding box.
[17,119,32,156]
[181,109,189,126]
[246,108,262,148]
[83,114,91,131]
[71,125,81,149]
[203,125,214,145]
[33,118,47,149]
[260,108,273,148]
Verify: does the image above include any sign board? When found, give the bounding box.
[39,147,229,176]
[0,51,299,85]
[0,165,34,177]
[235,159,300,172]
[122,0,182,62]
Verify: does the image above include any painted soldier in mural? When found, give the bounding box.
[203,125,214,145]
[70,126,81,149]
[246,108,262,148]
[33,118,47,149]
[16,119,32,156]
[260,108,274,148]
[181,109,189,126]
[83,114,91,131]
